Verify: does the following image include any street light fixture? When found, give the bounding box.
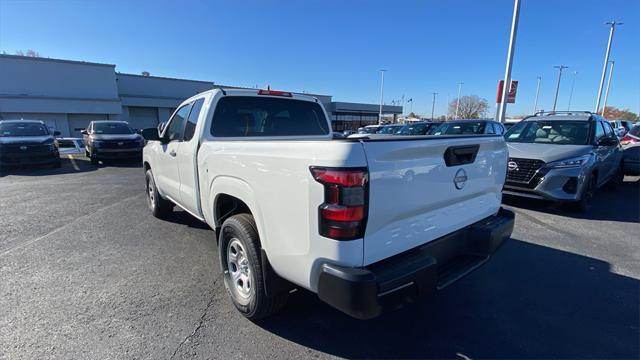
[595,21,622,114]
[378,69,387,124]
[602,60,615,117]
[455,82,464,120]
[496,0,521,123]
[552,65,568,112]
[567,71,578,111]
[431,92,438,120]
[533,76,541,114]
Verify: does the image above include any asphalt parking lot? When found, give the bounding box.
[1,157,638,359]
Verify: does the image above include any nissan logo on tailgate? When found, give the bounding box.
[118,142,124,146]
[508,161,519,171]
[20,145,27,150]
[453,168,468,190]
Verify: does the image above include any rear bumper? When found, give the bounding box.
[316,208,514,319]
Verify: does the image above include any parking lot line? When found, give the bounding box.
[67,154,80,171]
[0,193,143,259]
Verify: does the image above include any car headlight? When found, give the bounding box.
[544,154,592,169]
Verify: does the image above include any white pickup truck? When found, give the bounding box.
[141,88,514,320]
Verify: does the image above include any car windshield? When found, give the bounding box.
[397,123,432,135]
[94,122,134,134]
[377,125,401,134]
[0,122,49,137]
[505,120,590,145]
[428,121,485,135]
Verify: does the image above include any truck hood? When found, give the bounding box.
[0,135,54,145]
[91,134,141,141]
[507,143,593,163]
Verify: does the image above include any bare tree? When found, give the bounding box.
[15,49,41,57]
[448,95,489,119]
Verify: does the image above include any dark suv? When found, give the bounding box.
[0,119,61,169]
[82,120,144,165]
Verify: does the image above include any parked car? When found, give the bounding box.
[375,124,403,134]
[427,120,506,136]
[141,88,513,320]
[357,125,382,134]
[621,125,640,175]
[56,137,85,155]
[503,111,623,211]
[82,120,144,165]
[609,120,634,138]
[396,122,437,135]
[0,119,61,169]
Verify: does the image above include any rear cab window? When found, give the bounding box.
[210,96,329,137]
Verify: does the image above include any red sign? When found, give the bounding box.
[496,80,518,103]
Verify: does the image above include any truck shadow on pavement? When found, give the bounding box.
[258,239,639,359]
[502,178,640,223]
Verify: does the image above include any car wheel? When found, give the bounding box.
[219,214,287,321]
[145,169,173,218]
[572,175,596,212]
[605,163,624,190]
[53,159,62,168]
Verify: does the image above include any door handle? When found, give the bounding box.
[169,150,177,157]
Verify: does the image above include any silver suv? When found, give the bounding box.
[503,111,623,211]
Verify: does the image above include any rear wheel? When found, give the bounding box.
[219,214,287,321]
[145,169,173,218]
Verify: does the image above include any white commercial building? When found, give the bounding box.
[0,55,401,136]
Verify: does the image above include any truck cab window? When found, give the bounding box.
[184,98,204,141]
[166,104,191,141]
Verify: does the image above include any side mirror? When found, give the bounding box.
[157,122,166,134]
[598,137,618,146]
[141,128,161,141]
[53,130,61,136]
[81,130,88,135]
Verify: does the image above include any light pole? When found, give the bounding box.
[455,81,464,120]
[566,71,578,111]
[595,21,622,114]
[552,65,568,112]
[533,76,541,114]
[496,0,521,123]
[378,69,387,124]
[431,92,438,120]
[602,60,615,117]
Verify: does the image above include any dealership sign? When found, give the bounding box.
[496,80,518,103]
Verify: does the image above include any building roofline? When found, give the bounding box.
[0,54,115,68]
[117,72,215,84]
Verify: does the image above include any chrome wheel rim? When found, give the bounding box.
[146,176,155,209]
[227,238,252,301]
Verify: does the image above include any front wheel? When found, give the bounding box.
[605,163,624,190]
[571,175,596,212]
[219,214,287,321]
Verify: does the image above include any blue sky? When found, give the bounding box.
[1,0,638,117]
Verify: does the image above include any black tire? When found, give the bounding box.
[219,214,287,321]
[605,162,624,190]
[90,155,98,165]
[53,159,62,168]
[571,174,596,212]
[145,169,173,218]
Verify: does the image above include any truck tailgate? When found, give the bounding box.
[361,135,507,265]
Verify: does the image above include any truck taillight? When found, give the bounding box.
[310,167,368,240]
[257,89,293,97]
